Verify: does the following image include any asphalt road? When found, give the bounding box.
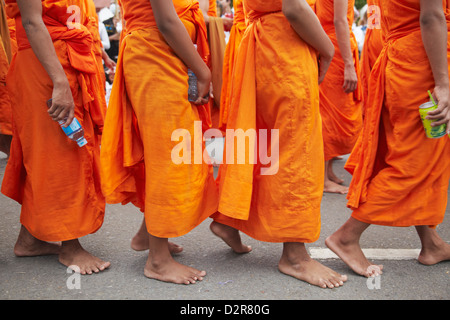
[0,152,449,305]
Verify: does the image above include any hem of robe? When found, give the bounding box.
[19,206,104,242]
[351,212,444,228]
[143,167,219,239]
[349,181,448,227]
[212,211,321,243]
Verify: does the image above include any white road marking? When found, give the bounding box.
[309,248,421,260]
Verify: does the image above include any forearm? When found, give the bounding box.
[159,19,210,78]
[421,11,449,87]
[334,19,354,67]
[151,0,209,80]
[283,0,334,59]
[19,11,67,87]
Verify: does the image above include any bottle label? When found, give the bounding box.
[61,118,82,136]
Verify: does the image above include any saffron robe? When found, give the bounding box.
[345,0,450,227]
[2,0,106,241]
[213,0,323,243]
[99,0,218,238]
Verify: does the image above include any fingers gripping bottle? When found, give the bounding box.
[47,99,88,147]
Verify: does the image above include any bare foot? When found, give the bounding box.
[131,219,183,254]
[210,221,252,254]
[327,169,344,184]
[59,239,110,275]
[278,242,347,289]
[416,226,450,265]
[325,232,383,278]
[14,225,60,257]
[324,179,349,194]
[144,256,206,285]
[327,159,344,184]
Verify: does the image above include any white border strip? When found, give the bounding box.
[309,248,421,260]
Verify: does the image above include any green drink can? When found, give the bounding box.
[419,101,447,138]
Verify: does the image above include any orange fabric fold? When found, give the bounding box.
[345,0,450,227]
[208,0,217,17]
[208,16,226,108]
[213,0,323,243]
[83,0,107,93]
[1,0,105,242]
[316,0,363,160]
[0,0,12,136]
[359,0,384,113]
[218,0,246,130]
[100,0,218,238]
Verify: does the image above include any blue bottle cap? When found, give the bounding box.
[77,137,88,147]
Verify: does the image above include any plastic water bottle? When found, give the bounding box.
[188,44,199,102]
[188,68,198,102]
[47,99,88,147]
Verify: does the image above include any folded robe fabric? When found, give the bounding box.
[359,0,384,114]
[213,0,323,243]
[2,0,106,242]
[316,0,363,160]
[219,0,246,131]
[208,16,226,108]
[345,0,450,227]
[100,0,218,238]
[0,0,12,136]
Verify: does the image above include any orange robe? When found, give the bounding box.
[84,0,106,93]
[316,0,363,160]
[218,0,246,131]
[2,0,106,242]
[208,0,217,17]
[206,0,225,130]
[100,0,218,238]
[359,0,384,111]
[0,0,12,136]
[7,16,16,56]
[345,0,450,227]
[213,0,323,243]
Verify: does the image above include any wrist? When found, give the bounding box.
[344,61,354,69]
[52,75,70,89]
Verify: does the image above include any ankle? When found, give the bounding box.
[281,243,311,264]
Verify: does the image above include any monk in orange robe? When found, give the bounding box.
[316,0,363,194]
[3,0,109,274]
[326,0,450,278]
[211,0,348,289]
[218,0,246,131]
[359,0,384,113]
[100,0,218,284]
[0,0,12,156]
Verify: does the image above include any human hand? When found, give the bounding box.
[427,85,450,131]
[48,79,75,127]
[193,67,211,105]
[343,64,358,93]
[222,17,233,32]
[104,56,116,71]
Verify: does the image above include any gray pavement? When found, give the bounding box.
[0,153,449,302]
